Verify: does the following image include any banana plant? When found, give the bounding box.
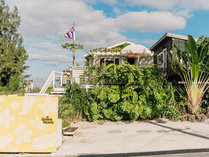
[170,35,209,114]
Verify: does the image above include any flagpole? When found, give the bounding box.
[73,22,75,67]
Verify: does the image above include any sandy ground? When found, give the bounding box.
[56,119,209,156]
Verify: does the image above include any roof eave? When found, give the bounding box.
[150,32,188,51]
[108,41,135,49]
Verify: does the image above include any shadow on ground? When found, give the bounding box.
[149,122,209,141]
[79,122,209,157]
[78,148,209,157]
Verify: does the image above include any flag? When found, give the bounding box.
[65,27,75,41]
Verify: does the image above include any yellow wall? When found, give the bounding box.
[0,96,58,152]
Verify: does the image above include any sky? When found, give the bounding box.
[7,0,209,79]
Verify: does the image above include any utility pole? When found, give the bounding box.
[73,22,75,67]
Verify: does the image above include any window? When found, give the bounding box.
[157,50,167,68]
[105,58,114,65]
[100,58,120,65]
[157,53,163,65]
[115,58,119,65]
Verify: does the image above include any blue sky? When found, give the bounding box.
[7,0,209,79]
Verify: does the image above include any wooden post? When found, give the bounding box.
[73,22,75,67]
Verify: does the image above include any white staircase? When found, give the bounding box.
[40,71,66,95]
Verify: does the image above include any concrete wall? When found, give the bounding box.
[0,96,58,152]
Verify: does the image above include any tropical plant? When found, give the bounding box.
[170,35,209,114]
[60,64,180,122]
[46,86,54,94]
[61,43,83,51]
[82,64,179,121]
[58,103,75,127]
[196,36,209,72]
[61,83,87,119]
[61,43,83,66]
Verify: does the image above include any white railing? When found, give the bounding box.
[69,67,95,90]
[69,67,86,84]
[40,71,63,94]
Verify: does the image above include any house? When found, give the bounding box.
[84,41,153,66]
[68,41,153,86]
[150,33,189,77]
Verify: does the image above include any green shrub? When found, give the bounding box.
[167,106,180,121]
[83,65,179,121]
[0,74,26,95]
[58,103,75,127]
[59,83,88,121]
[46,86,54,94]
[61,64,180,122]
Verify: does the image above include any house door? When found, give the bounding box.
[127,58,135,65]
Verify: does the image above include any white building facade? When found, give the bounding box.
[84,41,153,66]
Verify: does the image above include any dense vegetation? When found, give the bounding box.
[59,64,181,126]
[0,0,28,94]
[59,35,209,126]
[90,43,130,53]
[84,65,179,121]
[170,35,209,114]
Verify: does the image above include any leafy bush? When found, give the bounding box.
[0,74,26,95]
[167,106,180,121]
[60,64,180,122]
[46,86,54,94]
[59,83,88,120]
[58,103,75,127]
[82,64,179,121]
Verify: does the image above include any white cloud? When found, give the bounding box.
[8,0,187,77]
[130,39,157,47]
[126,0,209,19]
[28,40,84,66]
[31,41,59,51]
[113,7,122,15]
[9,0,186,48]
[174,9,192,18]
[9,0,125,50]
[29,53,84,66]
[127,0,209,11]
[81,0,117,5]
[116,11,186,32]
[100,0,117,5]
[29,54,71,63]
[127,0,176,10]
